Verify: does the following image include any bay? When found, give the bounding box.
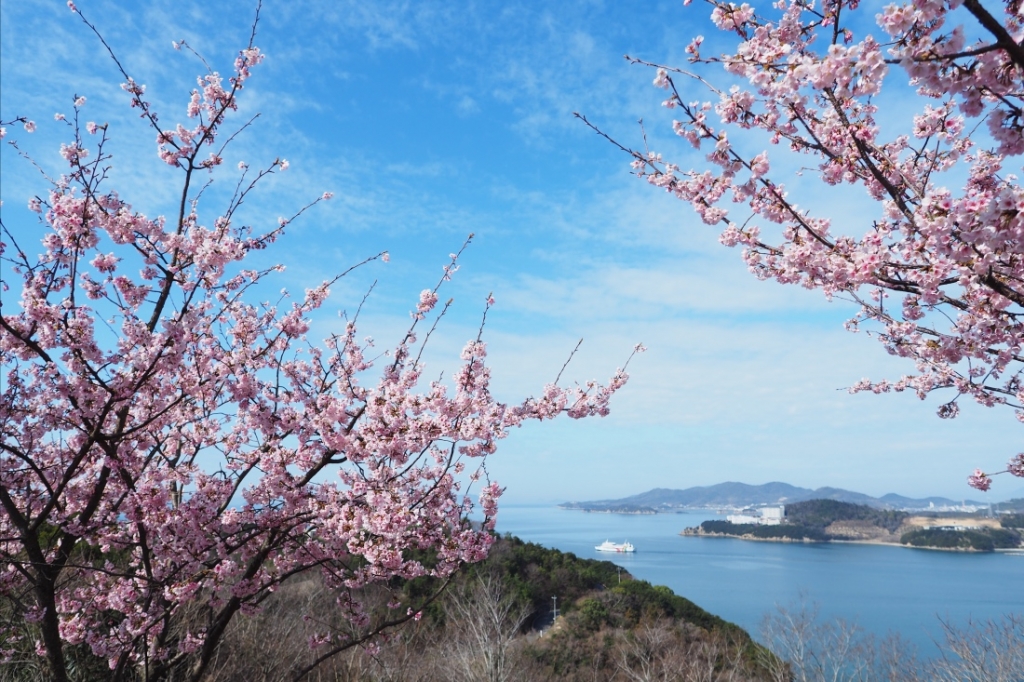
[493,505,1024,653]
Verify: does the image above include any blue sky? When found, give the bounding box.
[2,0,1019,503]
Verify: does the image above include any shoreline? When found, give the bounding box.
[681,529,999,553]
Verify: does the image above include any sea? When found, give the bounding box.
[493,505,1024,654]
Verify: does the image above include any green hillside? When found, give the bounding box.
[784,499,909,532]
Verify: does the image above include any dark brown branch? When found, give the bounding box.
[962,0,1024,70]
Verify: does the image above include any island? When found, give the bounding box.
[559,502,658,514]
[681,500,1024,552]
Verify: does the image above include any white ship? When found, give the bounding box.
[595,540,635,553]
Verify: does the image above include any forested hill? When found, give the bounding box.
[469,534,746,636]
[783,499,909,531]
[419,534,772,681]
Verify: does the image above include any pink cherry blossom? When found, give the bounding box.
[968,469,992,492]
[417,289,439,313]
[1,11,630,681]
[585,0,1024,491]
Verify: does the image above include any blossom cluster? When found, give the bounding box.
[0,30,628,682]
[609,0,1023,491]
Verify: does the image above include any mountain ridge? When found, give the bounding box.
[560,481,990,511]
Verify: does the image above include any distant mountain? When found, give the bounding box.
[993,497,1024,512]
[561,482,989,512]
[879,493,983,508]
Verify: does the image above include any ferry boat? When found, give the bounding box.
[595,540,635,553]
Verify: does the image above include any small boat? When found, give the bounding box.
[595,540,635,553]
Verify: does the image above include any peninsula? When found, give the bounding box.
[680,500,1024,552]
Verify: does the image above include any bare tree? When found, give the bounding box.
[442,572,533,682]
[337,628,441,682]
[871,633,924,682]
[681,631,750,682]
[614,621,680,682]
[760,602,1024,682]
[759,604,878,682]
[928,615,1024,682]
[613,620,755,682]
[202,577,325,682]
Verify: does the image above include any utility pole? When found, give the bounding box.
[617,566,622,584]
[552,596,558,622]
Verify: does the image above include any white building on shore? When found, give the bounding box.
[727,505,785,526]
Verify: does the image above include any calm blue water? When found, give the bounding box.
[494,505,1024,652]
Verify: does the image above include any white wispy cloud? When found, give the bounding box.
[3,0,1014,508]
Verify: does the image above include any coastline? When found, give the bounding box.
[680,528,997,553]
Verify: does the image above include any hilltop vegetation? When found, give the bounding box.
[1000,513,1024,528]
[900,528,1022,551]
[783,499,909,532]
[696,519,829,542]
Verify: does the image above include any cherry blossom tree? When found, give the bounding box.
[580,0,1023,490]
[0,5,634,681]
